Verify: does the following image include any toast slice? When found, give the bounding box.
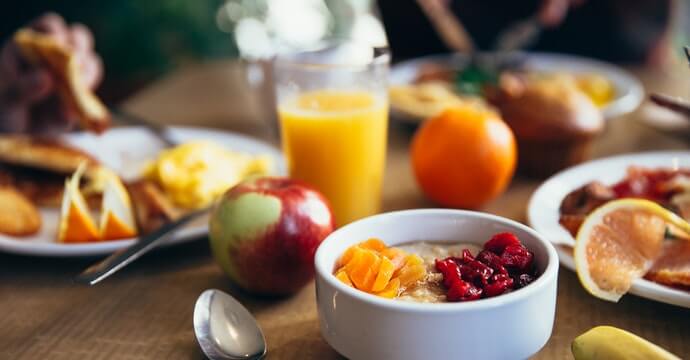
[0,135,99,175]
[0,164,65,206]
[0,186,41,236]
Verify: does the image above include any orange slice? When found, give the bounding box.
[58,164,99,243]
[101,212,136,240]
[575,198,690,302]
[99,170,137,240]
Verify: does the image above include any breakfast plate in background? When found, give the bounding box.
[0,126,286,257]
[389,52,644,124]
[639,106,690,136]
[528,151,690,308]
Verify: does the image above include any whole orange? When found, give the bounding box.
[411,106,517,208]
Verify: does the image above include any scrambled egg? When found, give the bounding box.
[534,72,615,108]
[143,141,272,209]
[574,73,615,108]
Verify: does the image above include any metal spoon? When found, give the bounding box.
[193,289,267,360]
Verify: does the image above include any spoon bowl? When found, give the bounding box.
[193,289,266,360]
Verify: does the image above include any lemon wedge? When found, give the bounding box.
[58,163,100,243]
[572,326,680,360]
[574,198,690,302]
[99,168,137,240]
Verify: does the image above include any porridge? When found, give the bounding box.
[396,242,480,303]
[334,233,538,303]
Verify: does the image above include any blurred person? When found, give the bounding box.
[378,0,677,65]
[0,13,102,133]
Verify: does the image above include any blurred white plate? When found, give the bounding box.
[0,126,285,257]
[390,52,644,123]
[528,151,690,308]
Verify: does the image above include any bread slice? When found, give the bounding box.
[0,186,41,236]
[0,164,65,206]
[0,135,98,175]
[14,28,110,133]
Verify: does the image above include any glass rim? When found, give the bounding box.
[273,41,391,71]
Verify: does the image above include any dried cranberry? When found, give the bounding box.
[462,284,483,301]
[446,280,470,301]
[450,249,475,265]
[435,233,539,302]
[460,260,493,287]
[476,250,509,275]
[515,273,535,289]
[435,258,451,272]
[447,280,483,302]
[435,258,462,288]
[461,249,475,263]
[500,245,534,273]
[484,232,521,254]
[484,273,514,297]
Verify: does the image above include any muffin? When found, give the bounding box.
[486,73,604,178]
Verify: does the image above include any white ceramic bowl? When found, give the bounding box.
[315,209,559,360]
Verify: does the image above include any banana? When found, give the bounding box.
[572,326,680,360]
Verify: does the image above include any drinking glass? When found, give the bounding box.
[274,42,389,226]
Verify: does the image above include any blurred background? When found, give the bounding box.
[1,0,688,102]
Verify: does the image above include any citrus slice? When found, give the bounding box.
[99,169,137,240]
[58,164,100,243]
[574,198,690,302]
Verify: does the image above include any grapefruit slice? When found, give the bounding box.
[574,198,690,302]
[99,169,137,240]
[58,164,100,243]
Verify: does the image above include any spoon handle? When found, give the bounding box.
[75,207,211,285]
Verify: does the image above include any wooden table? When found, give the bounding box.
[2,60,689,359]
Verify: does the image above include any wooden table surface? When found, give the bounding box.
[2,60,689,359]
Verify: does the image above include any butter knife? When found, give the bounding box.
[75,206,211,285]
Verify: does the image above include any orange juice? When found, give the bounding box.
[279,90,388,225]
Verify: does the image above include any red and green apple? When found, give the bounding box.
[209,177,335,295]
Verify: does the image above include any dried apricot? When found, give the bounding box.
[334,239,427,299]
[371,257,395,292]
[375,278,400,298]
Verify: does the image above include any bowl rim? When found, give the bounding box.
[315,209,559,313]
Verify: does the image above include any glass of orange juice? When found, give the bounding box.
[274,42,389,226]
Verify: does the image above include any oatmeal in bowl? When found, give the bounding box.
[333,233,539,303]
[314,209,558,360]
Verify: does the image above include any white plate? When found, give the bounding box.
[0,126,285,257]
[389,52,644,123]
[528,151,690,308]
